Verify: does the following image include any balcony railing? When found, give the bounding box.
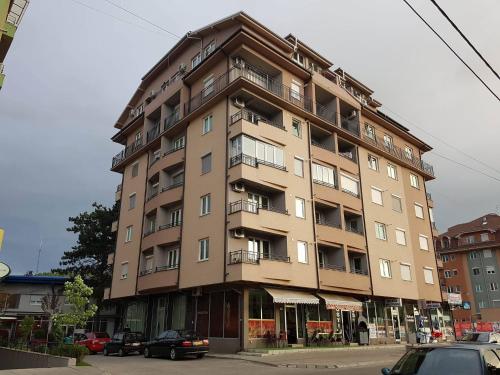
[342,188,360,198]
[139,269,154,276]
[228,249,290,264]
[229,153,286,171]
[320,263,346,272]
[315,219,342,229]
[161,181,183,192]
[156,263,179,272]
[147,122,161,143]
[228,199,287,215]
[313,179,337,189]
[158,221,182,231]
[338,151,356,163]
[311,139,334,152]
[164,110,181,131]
[112,138,143,168]
[230,108,284,130]
[345,225,364,235]
[350,268,369,276]
[164,143,185,156]
[143,228,156,238]
[261,253,290,263]
[315,103,337,125]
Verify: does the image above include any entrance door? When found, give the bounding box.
[342,311,353,342]
[285,306,298,344]
[392,307,401,342]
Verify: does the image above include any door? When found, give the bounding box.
[342,311,353,342]
[170,209,182,226]
[392,308,401,342]
[248,237,270,260]
[247,192,269,212]
[285,306,298,344]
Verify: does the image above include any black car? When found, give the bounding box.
[103,332,145,357]
[381,344,500,374]
[143,330,209,360]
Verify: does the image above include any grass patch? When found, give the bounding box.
[76,360,91,366]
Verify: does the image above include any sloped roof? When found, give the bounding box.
[439,214,500,238]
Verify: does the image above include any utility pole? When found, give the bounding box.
[35,239,42,274]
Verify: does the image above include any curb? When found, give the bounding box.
[241,343,404,356]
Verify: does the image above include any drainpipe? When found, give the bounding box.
[222,50,230,284]
[187,32,203,57]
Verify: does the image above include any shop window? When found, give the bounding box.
[248,290,275,339]
[224,291,239,338]
[171,294,187,330]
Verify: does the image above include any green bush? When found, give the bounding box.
[33,330,46,340]
[50,344,89,363]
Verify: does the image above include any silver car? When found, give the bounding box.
[460,332,500,344]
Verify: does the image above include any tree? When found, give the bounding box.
[53,275,97,328]
[41,289,62,349]
[18,316,35,345]
[53,202,118,301]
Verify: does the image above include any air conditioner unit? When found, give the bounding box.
[232,182,245,192]
[179,63,187,73]
[234,56,245,67]
[192,287,202,297]
[233,97,245,108]
[233,229,245,238]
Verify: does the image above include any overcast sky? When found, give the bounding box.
[0,0,499,274]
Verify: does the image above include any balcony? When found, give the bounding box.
[228,199,290,234]
[426,192,434,208]
[319,268,370,294]
[149,145,185,176]
[112,138,143,168]
[227,249,293,283]
[111,220,118,233]
[141,222,181,250]
[229,153,288,190]
[137,267,179,294]
[228,249,290,264]
[145,183,183,213]
[107,252,114,266]
[115,184,122,202]
[229,107,286,145]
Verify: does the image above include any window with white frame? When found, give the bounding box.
[479,301,486,308]
[419,235,429,250]
[201,153,212,174]
[294,157,304,177]
[470,251,478,260]
[200,194,211,216]
[486,266,496,275]
[173,135,185,150]
[312,163,336,187]
[230,135,285,168]
[371,187,383,205]
[404,146,413,160]
[368,154,379,171]
[29,295,43,305]
[472,267,480,275]
[199,238,209,261]
[202,75,214,97]
[341,174,359,197]
[375,222,387,240]
[166,248,179,269]
[447,285,453,293]
[429,207,435,223]
[392,194,403,212]
[444,270,452,278]
[295,197,306,219]
[481,233,490,242]
[410,173,419,189]
[379,259,392,278]
[414,203,424,219]
[291,118,302,138]
[120,262,128,279]
[129,193,136,209]
[202,114,213,134]
[476,284,483,292]
[423,267,434,284]
[203,40,215,58]
[442,255,449,262]
[490,282,498,291]
[290,80,301,100]
[395,229,407,246]
[125,226,133,243]
[365,124,376,139]
[383,134,393,148]
[192,53,202,69]
[387,163,398,180]
[292,51,304,66]
[297,241,308,263]
[400,263,412,281]
[483,249,492,258]
[131,162,139,178]
[144,255,154,273]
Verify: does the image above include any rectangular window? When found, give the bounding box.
[129,193,136,209]
[291,119,302,138]
[400,264,412,281]
[483,249,492,258]
[290,81,301,100]
[476,284,483,292]
[292,52,304,66]
[121,262,128,279]
[202,75,214,97]
[486,266,496,275]
[387,163,398,180]
[470,251,478,260]
[294,157,304,177]
[202,115,213,134]
[125,226,133,243]
[297,241,308,264]
[423,267,434,284]
[199,238,209,261]
[201,153,212,174]
[231,135,285,169]
[452,269,458,276]
[340,174,359,197]
[371,187,383,205]
[144,255,154,273]
[365,124,376,139]
[29,295,43,305]
[379,259,392,278]
[481,233,490,242]
[395,229,407,246]
[200,194,211,216]
[166,248,179,268]
[404,146,413,160]
[442,255,449,262]
[391,194,402,212]
[490,282,498,291]
[375,222,387,240]
[414,203,424,219]
[170,209,182,226]
[410,173,419,189]
[419,234,429,250]
[368,154,379,171]
[131,162,139,178]
[383,134,393,148]
[295,197,305,218]
[312,163,336,186]
[444,270,452,278]
[173,135,185,150]
[191,53,202,69]
[203,40,215,58]
[473,267,480,276]
[479,301,486,309]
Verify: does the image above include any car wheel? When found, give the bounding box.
[144,347,151,358]
[196,353,205,359]
[103,348,109,356]
[169,348,177,360]
[118,348,125,357]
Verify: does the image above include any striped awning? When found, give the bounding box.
[318,293,363,312]
[265,288,319,305]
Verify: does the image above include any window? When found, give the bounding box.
[483,249,492,258]
[490,282,499,291]
[121,262,128,279]
[472,267,480,276]
[131,162,139,178]
[312,163,335,186]
[383,134,393,148]
[191,53,202,69]
[295,197,305,218]
[479,301,486,308]
[340,174,359,196]
[414,203,424,219]
[371,187,383,205]
[170,209,182,226]
[200,194,211,216]
[481,233,490,242]
[450,254,456,260]
[475,284,482,292]
[292,52,304,66]
[202,115,213,134]
[400,264,412,281]
[429,207,435,223]
[447,286,453,293]
[375,222,387,240]
[419,235,429,250]
[391,195,403,212]
[291,119,302,137]
[201,153,212,174]
[454,285,461,293]
[379,259,392,278]
[173,135,185,150]
[290,80,301,100]
[202,75,214,97]
[452,269,458,276]
[365,124,376,139]
[199,238,209,261]
[29,295,43,305]
[203,40,215,58]
[294,157,304,177]
[466,235,475,244]
[144,255,154,273]
[166,248,179,268]
[368,154,379,171]
[404,146,413,160]
[423,267,434,284]
[297,241,308,263]
[395,229,407,245]
[444,270,452,278]
[387,164,398,180]
[129,193,136,209]
[442,255,449,262]
[410,173,419,189]
[125,226,133,243]
[486,266,496,275]
[230,135,285,169]
[470,251,478,260]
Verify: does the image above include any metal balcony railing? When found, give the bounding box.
[229,153,286,171]
[164,110,181,131]
[315,219,342,229]
[345,225,364,235]
[228,200,287,215]
[350,268,369,276]
[156,264,179,272]
[228,250,290,265]
[319,263,346,272]
[230,108,284,130]
[112,138,143,168]
[158,221,182,231]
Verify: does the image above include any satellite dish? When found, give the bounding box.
[0,262,11,281]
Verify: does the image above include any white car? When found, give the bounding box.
[459,332,500,344]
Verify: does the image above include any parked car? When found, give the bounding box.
[460,332,500,344]
[103,332,144,357]
[74,332,111,353]
[381,344,500,374]
[143,330,208,360]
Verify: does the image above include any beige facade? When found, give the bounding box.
[106,12,441,350]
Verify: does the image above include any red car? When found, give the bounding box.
[74,332,111,353]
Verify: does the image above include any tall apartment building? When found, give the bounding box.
[106,12,444,351]
[436,214,500,324]
[0,0,29,89]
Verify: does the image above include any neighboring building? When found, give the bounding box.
[0,0,29,89]
[436,214,500,324]
[106,12,443,351]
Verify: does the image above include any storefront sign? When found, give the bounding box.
[426,302,441,309]
[0,262,10,281]
[462,301,471,310]
[368,323,377,339]
[406,315,415,322]
[385,298,402,307]
[447,293,462,305]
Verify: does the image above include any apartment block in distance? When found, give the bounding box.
[105,12,446,352]
[436,214,500,325]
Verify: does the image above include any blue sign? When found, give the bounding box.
[462,301,471,310]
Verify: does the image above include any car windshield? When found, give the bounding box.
[126,333,143,341]
[178,330,200,340]
[94,332,109,338]
[390,348,481,375]
[461,332,489,342]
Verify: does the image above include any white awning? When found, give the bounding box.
[265,288,319,305]
[318,293,363,312]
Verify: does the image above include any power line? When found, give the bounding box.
[102,0,181,39]
[430,0,499,80]
[402,0,500,102]
[431,151,500,184]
